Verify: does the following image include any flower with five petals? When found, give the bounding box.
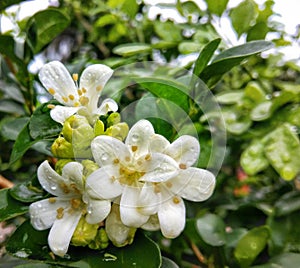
[38,61,118,124]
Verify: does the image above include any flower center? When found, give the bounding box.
[118,165,145,186]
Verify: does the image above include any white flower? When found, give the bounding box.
[86,119,216,238]
[38,61,118,124]
[29,160,111,257]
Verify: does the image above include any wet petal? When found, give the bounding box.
[120,185,149,228]
[91,135,130,166]
[158,195,186,238]
[29,198,69,230]
[86,165,123,200]
[39,61,78,105]
[171,167,216,201]
[165,135,200,168]
[97,98,118,115]
[137,183,159,215]
[125,120,154,158]
[50,106,80,125]
[48,209,82,256]
[140,153,179,183]
[149,134,170,153]
[85,199,111,224]
[79,64,113,111]
[141,214,160,231]
[37,161,77,198]
[62,162,84,191]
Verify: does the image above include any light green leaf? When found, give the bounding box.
[247,21,269,41]
[216,91,244,104]
[234,226,270,267]
[196,213,226,246]
[0,0,22,11]
[0,117,29,140]
[154,21,182,42]
[26,9,70,53]
[252,253,300,268]
[205,0,229,16]
[230,0,257,37]
[113,43,152,57]
[178,41,202,54]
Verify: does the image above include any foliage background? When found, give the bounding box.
[0,0,300,267]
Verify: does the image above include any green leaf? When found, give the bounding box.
[193,38,221,78]
[120,0,139,18]
[196,213,226,246]
[205,0,229,16]
[216,91,244,104]
[178,41,202,54]
[240,140,269,175]
[7,221,162,268]
[0,0,22,11]
[234,226,270,268]
[247,21,269,41]
[230,0,257,37]
[264,124,300,181]
[252,253,300,268]
[26,9,70,53]
[29,101,61,139]
[161,256,179,268]
[0,189,28,221]
[135,77,190,113]
[113,43,152,57]
[154,21,182,42]
[0,100,25,115]
[200,41,273,87]
[274,191,300,217]
[0,117,29,140]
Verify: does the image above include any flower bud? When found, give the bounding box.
[51,137,74,158]
[94,119,105,136]
[88,228,109,250]
[105,122,129,141]
[71,216,98,247]
[107,112,121,126]
[55,159,73,175]
[82,159,99,178]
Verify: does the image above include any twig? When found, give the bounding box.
[0,174,14,189]
[190,241,207,265]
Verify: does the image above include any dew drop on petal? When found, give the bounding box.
[131,134,139,143]
[50,185,57,191]
[101,153,109,161]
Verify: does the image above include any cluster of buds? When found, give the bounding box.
[29,61,216,257]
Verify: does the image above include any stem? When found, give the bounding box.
[190,241,207,265]
[0,174,14,189]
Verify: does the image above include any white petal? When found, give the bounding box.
[158,195,186,238]
[171,168,216,201]
[85,199,111,224]
[37,161,78,198]
[29,198,69,230]
[39,61,78,105]
[137,183,159,215]
[125,120,154,158]
[50,106,79,124]
[79,64,113,111]
[120,185,149,228]
[141,215,160,231]
[149,134,170,153]
[165,135,200,167]
[48,209,82,257]
[96,98,118,115]
[105,204,136,247]
[91,135,131,166]
[61,162,84,191]
[86,165,123,200]
[139,153,179,183]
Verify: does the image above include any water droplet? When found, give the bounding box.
[87,205,93,214]
[101,153,109,161]
[50,185,57,191]
[131,134,139,142]
[265,94,272,100]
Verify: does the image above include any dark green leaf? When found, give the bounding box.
[7,221,162,268]
[0,100,25,115]
[274,191,300,216]
[200,41,273,87]
[0,0,22,11]
[113,43,152,57]
[29,101,62,139]
[193,38,221,78]
[234,226,270,267]
[196,213,226,246]
[161,256,179,268]
[205,0,229,16]
[0,117,29,141]
[0,189,28,221]
[230,0,257,37]
[247,21,269,41]
[26,9,70,53]
[252,253,300,268]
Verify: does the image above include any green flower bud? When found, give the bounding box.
[107,112,121,127]
[88,228,109,250]
[105,122,129,141]
[94,119,105,136]
[71,216,98,247]
[55,159,73,175]
[51,137,74,158]
[82,159,99,178]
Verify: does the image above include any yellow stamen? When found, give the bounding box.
[144,154,151,161]
[132,145,138,152]
[48,88,56,95]
[82,87,87,93]
[56,207,64,219]
[179,163,187,170]
[166,181,172,188]
[62,96,68,103]
[69,94,75,101]
[48,197,57,203]
[79,96,89,106]
[125,156,130,162]
[74,102,80,107]
[60,183,70,194]
[70,198,81,209]
[78,89,83,96]
[96,85,102,92]
[113,158,120,164]
[72,73,78,82]
[173,196,180,204]
[47,104,55,109]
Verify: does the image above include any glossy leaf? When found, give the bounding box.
[0,117,29,141]
[113,43,152,57]
[252,253,300,268]
[0,189,28,221]
[29,101,61,139]
[161,257,179,268]
[216,91,244,104]
[0,0,22,10]
[234,226,270,267]
[7,221,162,268]
[230,0,257,37]
[200,41,273,87]
[274,191,300,217]
[26,9,70,53]
[196,213,226,246]
[154,21,182,42]
[205,0,229,16]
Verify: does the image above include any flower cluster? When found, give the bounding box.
[29,61,216,257]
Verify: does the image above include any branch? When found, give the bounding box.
[0,174,14,189]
